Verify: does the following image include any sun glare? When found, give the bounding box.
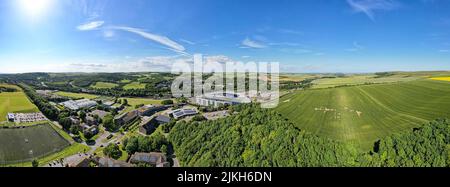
[18,0,53,17]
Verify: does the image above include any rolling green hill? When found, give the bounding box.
[90,82,118,89]
[276,80,450,150]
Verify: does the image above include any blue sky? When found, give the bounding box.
[1,0,450,73]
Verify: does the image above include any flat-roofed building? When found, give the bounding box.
[60,99,97,110]
[139,115,171,135]
[10,113,47,123]
[129,152,170,167]
[137,104,169,117]
[195,92,251,108]
[171,108,198,119]
[114,110,138,126]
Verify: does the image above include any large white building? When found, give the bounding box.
[60,99,97,110]
[195,92,251,108]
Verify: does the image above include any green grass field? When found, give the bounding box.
[54,91,99,99]
[119,79,132,83]
[0,124,70,164]
[122,97,162,106]
[90,82,118,89]
[0,84,39,121]
[119,97,163,114]
[276,80,450,150]
[123,82,146,90]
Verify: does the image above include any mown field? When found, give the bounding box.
[123,82,146,90]
[0,84,39,121]
[0,124,70,164]
[90,82,118,89]
[276,79,450,150]
[54,91,99,99]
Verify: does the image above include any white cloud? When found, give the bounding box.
[278,29,303,35]
[268,42,303,47]
[103,30,115,38]
[314,52,325,56]
[241,38,266,49]
[110,26,186,52]
[347,0,399,21]
[346,41,365,52]
[439,49,449,53]
[77,21,104,31]
[180,39,196,45]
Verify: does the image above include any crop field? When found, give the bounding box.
[430,77,450,82]
[0,84,39,121]
[0,124,70,163]
[311,74,421,89]
[276,80,450,150]
[123,82,146,90]
[54,91,99,99]
[279,74,318,82]
[90,82,118,89]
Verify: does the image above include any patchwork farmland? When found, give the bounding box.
[276,79,450,150]
[0,124,70,164]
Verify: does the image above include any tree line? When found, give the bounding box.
[19,83,59,121]
[169,104,450,167]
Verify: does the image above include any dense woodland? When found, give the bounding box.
[169,104,450,167]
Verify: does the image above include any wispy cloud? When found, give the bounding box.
[268,42,303,47]
[77,21,104,31]
[102,30,115,38]
[109,26,186,52]
[241,38,267,49]
[278,29,303,35]
[346,41,365,52]
[439,49,449,53]
[179,39,196,45]
[347,0,399,21]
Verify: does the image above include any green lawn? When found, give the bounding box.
[122,97,162,106]
[276,80,450,150]
[0,84,39,121]
[90,82,118,89]
[0,123,71,164]
[118,97,163,115]
[54,91,99,99]
[123,82,146,90]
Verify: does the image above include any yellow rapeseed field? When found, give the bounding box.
[430,77,450,82]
